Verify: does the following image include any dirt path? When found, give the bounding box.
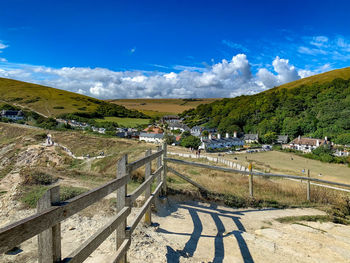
[3,197,350,263]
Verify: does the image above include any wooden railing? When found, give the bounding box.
[1,142,350,262]
[0,145,167,263]
[165,157,350,200]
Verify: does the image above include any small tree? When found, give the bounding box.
[262,132,277,144]
[201,130,209,137]
[164,133,175,145]
[180,135,201,149]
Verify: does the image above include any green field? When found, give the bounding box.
[94,117,150,127]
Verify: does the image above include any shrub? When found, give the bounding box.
[22,169,57,185]
[60,186,88,201]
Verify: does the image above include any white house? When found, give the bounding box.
[190,126,217,137]
[139,132,164,144]
[287,136,329,153]
[199,133,244,151]
[168,123,190,132]
[243,134,259,143]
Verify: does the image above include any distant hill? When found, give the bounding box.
[0,77,147,119]
[109,98,219,118]
[182,67,350,144]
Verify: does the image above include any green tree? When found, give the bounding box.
[261,132,277,144]
[180,135,201,149]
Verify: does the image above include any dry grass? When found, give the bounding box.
[109,98,219,116]
[166,156,348,210]
[223,151,350,184]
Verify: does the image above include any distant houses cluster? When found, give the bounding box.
[0,110,24,121]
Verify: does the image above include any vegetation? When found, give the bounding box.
[0,77,148,121]
[180,135,201,149]
[182,74,350,143]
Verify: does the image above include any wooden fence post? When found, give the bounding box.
[155,146,162,208]
[37,186,61,263]
[307,169,311,201]
[248,163,253,198]
[116,154,127,263]
[144,149,152,226]
[162,143,167,196]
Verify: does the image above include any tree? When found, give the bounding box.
[261,132,277,144]
[164,134,175,145]
[180,135,201,149]
[201,130,209,137]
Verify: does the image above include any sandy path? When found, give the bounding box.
[2,197,350,263]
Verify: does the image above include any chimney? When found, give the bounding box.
[217,133,221,140]
[298,135,301,141]
[200,136,203,142]
[209,133,212,140]
[233,131,237,138]
[325,136,328,141]
[226,133,229,138]
[316,139,320,147]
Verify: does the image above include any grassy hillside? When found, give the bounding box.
[109,98,219,117]
[0,77,103,117]
[182,67,350,144]
[276,67,350,90]
[0,77,148,120]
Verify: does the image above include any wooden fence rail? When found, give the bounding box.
[2,143,350,262]
[0,145,166,263]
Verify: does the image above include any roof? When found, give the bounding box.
[139,132,164,139]
[143,126,164,134]
[168,123,190,130]
[243,134,259,140]
[162,115,180,119]
[290,137,327,146]
[202,137,244,144]
[1,110,24,116]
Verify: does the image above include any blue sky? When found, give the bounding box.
[0,0,350,98]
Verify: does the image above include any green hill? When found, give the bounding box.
[0,77,147,119]
[182,67,350,144]
[277,67,350,90]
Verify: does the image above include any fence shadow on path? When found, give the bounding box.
[157,200,270,263]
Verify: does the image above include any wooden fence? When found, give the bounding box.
[1,143,350,262]
[0,145,166,263]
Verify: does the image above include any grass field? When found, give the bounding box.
[94,116,150,127]
[223,150,350,184]
[0,77,103,117]
[276,66,350,90]
[109,98,219,117]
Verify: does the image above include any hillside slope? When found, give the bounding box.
[182,67,350,143]
[0,77,147,119]
[277,66,350,90]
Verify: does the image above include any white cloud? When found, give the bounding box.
[0,54,330,99]
[0,58,7,62]
[130,47,136,53]
[0,42,9,50]
[222,40,249,53]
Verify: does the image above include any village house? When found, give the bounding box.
[190,126,217,137]
[139,132,164,144]
[287,136,330,153]
[243,134,259,144]
[199,133,244,151]
[161,115,181,123]
[1,110,24,121]
[168,122,190,133]
[334,149,350,157]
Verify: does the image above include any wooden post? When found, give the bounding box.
[248,163,253,198]
[155,146,162,208]
[144,149,152,226]
[37,186,61,263]
[162,142,167,196]
[116,154,127,263]
[307,169,311,201]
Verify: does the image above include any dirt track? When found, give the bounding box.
[3,196,350,263]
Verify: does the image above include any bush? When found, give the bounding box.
[21,186,49,208]
[22,169,57,185]
[60,186,88,201]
